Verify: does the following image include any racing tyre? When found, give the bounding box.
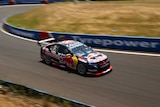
[77,63,87,75]
[44,55,51,65]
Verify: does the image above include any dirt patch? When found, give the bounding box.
[0,94,60,107]
[0,86,60,107]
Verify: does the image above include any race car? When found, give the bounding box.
[38,38,112,76]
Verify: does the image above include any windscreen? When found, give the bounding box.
[71,44,94,56]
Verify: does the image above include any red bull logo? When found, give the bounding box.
[63,55,78,69]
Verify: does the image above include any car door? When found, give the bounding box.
[57,45,78,69]
[56,45,70,64]
[49,44,59,63]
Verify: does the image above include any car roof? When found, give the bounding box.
[58,40,84,49]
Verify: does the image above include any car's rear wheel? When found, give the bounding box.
[77,63,87,75]
[44,55,51,65]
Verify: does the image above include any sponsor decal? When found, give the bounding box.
[68,42,82,50]
[71,36,159,49]
[51,33,160,52]
[87,53,107,63]
[63,56,74,68]
[60,54,78,69]
[78,56,87,63]
[40,32,51,40]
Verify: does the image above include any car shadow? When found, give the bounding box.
[39,60,112,78]
[39,60,77,73]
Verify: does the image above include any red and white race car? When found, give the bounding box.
[38,38,112,76]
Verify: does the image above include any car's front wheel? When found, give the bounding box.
[77,63,87,75]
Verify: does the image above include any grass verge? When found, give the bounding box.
[7,0,160,37]
[0,80,89,107]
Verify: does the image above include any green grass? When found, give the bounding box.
[7,0,160,37]
[8,14,40,29]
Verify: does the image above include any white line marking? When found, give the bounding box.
[1,28,160,57]
[94,48,160,57]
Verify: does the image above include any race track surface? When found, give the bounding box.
[0,5,160,107]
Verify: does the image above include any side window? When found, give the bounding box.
[64,48,70,54]
[58,45,70,54]
[50,44,58,52]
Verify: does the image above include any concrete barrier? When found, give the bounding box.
[3,20,160,53]
[0,0,65,5]
[9,0,16,5]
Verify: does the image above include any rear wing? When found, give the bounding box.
[37,38,56,47]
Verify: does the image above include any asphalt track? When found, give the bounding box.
[0,5,160,107]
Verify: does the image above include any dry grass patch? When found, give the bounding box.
[0,93,60,107]
[7,0,160,37]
